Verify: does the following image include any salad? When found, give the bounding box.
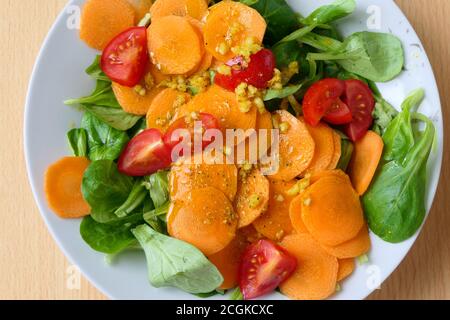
[43,0,435,300]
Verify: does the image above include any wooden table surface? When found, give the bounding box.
[0,0,448,300]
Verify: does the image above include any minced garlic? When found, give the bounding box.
[248,194,261,209]
[281,61,299,84]
[231,36,262,61]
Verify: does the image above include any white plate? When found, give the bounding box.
[24,0,443,300]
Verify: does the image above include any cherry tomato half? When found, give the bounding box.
[215,49,276,91]
[101,27,148,87]
[163,113,221,160]
[323,98,353,125]
[239,239,297,300]
[303,78,346,126]
[118,129,171,177]
[342,79,375,141]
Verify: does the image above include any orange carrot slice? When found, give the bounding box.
[303,122,335,175]
[207,232,248,290]
[147,15,203,75]
[146,88,191,131]
[169,161,238,202]
[168,187,237,255]
[44,157,91,219]
[239,225,264,243]
[321,225,371,259]
[348,130,384,195]
[328,131,342,170]
[280,233,338,300]
[203,1,266,62]
[252,179,296,241]
[309,169,349,185]
[128,0,153,20]
[150,0,208,21]
[173,84,257,134]
[301,175,364,246]
[112,83,164,116]
[269,112,315,181]
[337,258,355,282]
[234,168,270,228]
[289,194,309,234]
[80,0,136,50]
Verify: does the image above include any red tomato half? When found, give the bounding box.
[215,49,276,91]
[118,129,171,177]
[101,27,148,87]
[163,113,221,160]
[303,78,346,126]
[239,239,297,300]
[343,79,375,141]
[323,98,353,125]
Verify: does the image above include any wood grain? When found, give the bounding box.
[0,0,448,300]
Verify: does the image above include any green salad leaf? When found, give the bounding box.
[300,31,343,51]
[85,55,110,82]
[132,224,223,294]
[241,0,300,45]
[114,180,148,218]
[272,41,308,70]
[336,138,353,171]
[81,112,129,161]
[65,56,141,131]
[143,171,170,208]
[143,199,167,234]
[67,128,88,157]
[277,24,317,44]
[363,90,435,243]
[80,212,144,254]
[306,32,404,82]
[65,81,142,131]
[264,84,303,101]
[82,160,134,223]
[301,0,356,25]
[229,287,244,300]
[382,89,424,161]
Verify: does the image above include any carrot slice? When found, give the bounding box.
[337,258,355,282]
[146,88,191,131]
[289,194,309,234]
[174,84,257,134]
[256,111,273,155]
[80,0,136,50]
[207,232,248,289]
[203,1,266,62]
[279,234,338,300]
[301,175,364,246]
[239,225,264,243]
[328,131,342,170]
[303,122,335,175]
[169,161,238,202]
[321,225,371,259]
[252,179,296,241]
[44,157,91,219]
[112,64,170,115]
[235,168,270,228]
[269,112,315,181]
[147,15,203,75]
[112,83,164,116]
[168,187,237,255]
[150,0,208,21]
[189,51,213,76]
[149,62,170,84]
[309,169,349,185]
[128,0,153,20]
[348,130,384,195]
